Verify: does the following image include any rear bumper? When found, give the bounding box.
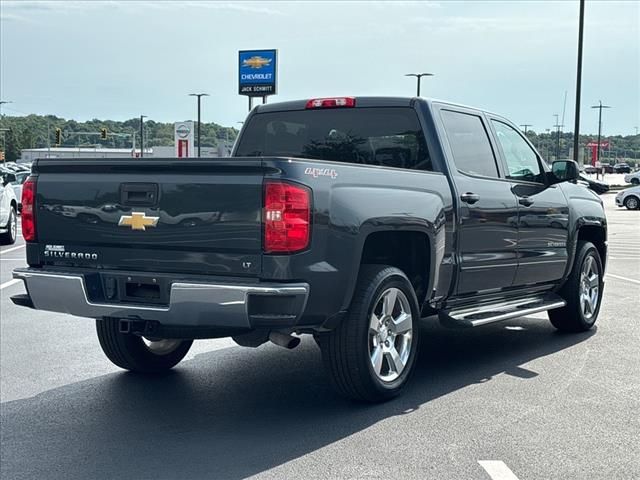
[12,268,309,330]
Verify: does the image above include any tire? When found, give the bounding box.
[0,207,17,245]
[96,317,193,373]
[318,265,420,402]
[631,178,640,185]
[549,241,603,332]
[624,195,639,210]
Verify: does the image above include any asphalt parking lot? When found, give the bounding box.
[1,194,638,480]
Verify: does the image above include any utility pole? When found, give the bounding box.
[520,124,532,135]
[590,101,611,166]
[553,114,563,160]
[573,0,585,164]
[139,115,147,158]
[634,126,638,135]
[188,93,209,157]
[404,73,434,97]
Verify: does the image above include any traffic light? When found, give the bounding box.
[100,128,107,140]
[54,128,62,146]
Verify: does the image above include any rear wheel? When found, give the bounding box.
[0,207,17,245]
[318,265,420,402]
[96,318,193,373]
[630,178,639,185]
[549,241,603,332]
[624,195,639,210]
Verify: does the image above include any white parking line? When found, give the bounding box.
[479,461,520,480]
[0,279,21,291]
[0,245,25,255]
[606,273,640,285]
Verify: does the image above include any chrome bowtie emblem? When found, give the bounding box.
[118,212,159,231]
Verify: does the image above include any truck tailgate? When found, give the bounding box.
[32,158,267,276]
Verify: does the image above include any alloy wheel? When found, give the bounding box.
[579,255,600,321]
[368,287,413,382]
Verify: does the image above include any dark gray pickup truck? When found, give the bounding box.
[12,97,607,402]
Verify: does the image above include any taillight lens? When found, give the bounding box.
[305,97,356,109]
[264,181,311,253]
[21,177,36,242]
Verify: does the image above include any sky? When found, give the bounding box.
[1,0,638,135]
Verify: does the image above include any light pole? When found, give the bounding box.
[189,93,209,157]
[405,73,434,97]
[139,115,147,158]
[572,0,585,164]
[553,114,563,160]
[0,100,13,116]
[591,101,611,166]
[520,124,532,135]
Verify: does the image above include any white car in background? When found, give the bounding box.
[0,172,19,245]
[624,171,640,185]
[10,171,30,210]
[615,186,640,210]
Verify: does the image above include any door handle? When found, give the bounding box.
[518,196,534,207]
[460,192,480,204]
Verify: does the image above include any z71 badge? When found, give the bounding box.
[304,167,338,179]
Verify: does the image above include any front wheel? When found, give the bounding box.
[96,318,193,373]
[549,241,603,332]
[624,195,639,210]
[318,265,420,402]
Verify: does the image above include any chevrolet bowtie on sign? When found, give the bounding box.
[118,212,159,231]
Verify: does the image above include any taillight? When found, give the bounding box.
[264,181,311,253]
[305,97,356,109]
[21,177,36,242]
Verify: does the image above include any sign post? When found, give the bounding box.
[174,121,195,158]
[238,49,277,111]
[587,141,610,166]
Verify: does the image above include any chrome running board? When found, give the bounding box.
[439,294,566,328]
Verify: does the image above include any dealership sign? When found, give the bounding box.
[174,121,195,158]
[238,49,277,97]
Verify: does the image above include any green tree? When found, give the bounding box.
[4,128,22,162]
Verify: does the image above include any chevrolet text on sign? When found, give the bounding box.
[238,49,277,97]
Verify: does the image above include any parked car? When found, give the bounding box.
[615,186,640,210]
[0,172,18,245]
[613,163,631,174]
[11,97,607,402]
[599,163,614,174]
[624,171,640,185]
[578,174,610,194]
[583,165,599,174]
[9,171,29,210]
[2,162,27,173]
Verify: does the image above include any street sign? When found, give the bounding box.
[238,49,277,97]
[174,121,195,158]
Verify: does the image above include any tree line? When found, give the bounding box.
[0,114,239,162]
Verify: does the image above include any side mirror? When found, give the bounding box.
[551,160,579,184]
[2,173,16,186]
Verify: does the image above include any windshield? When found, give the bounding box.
[236,107,433,171]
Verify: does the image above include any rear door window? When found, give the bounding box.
[440,110,499,178]
[235,107,433,171]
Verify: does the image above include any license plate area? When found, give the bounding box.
[100,274,170,305]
